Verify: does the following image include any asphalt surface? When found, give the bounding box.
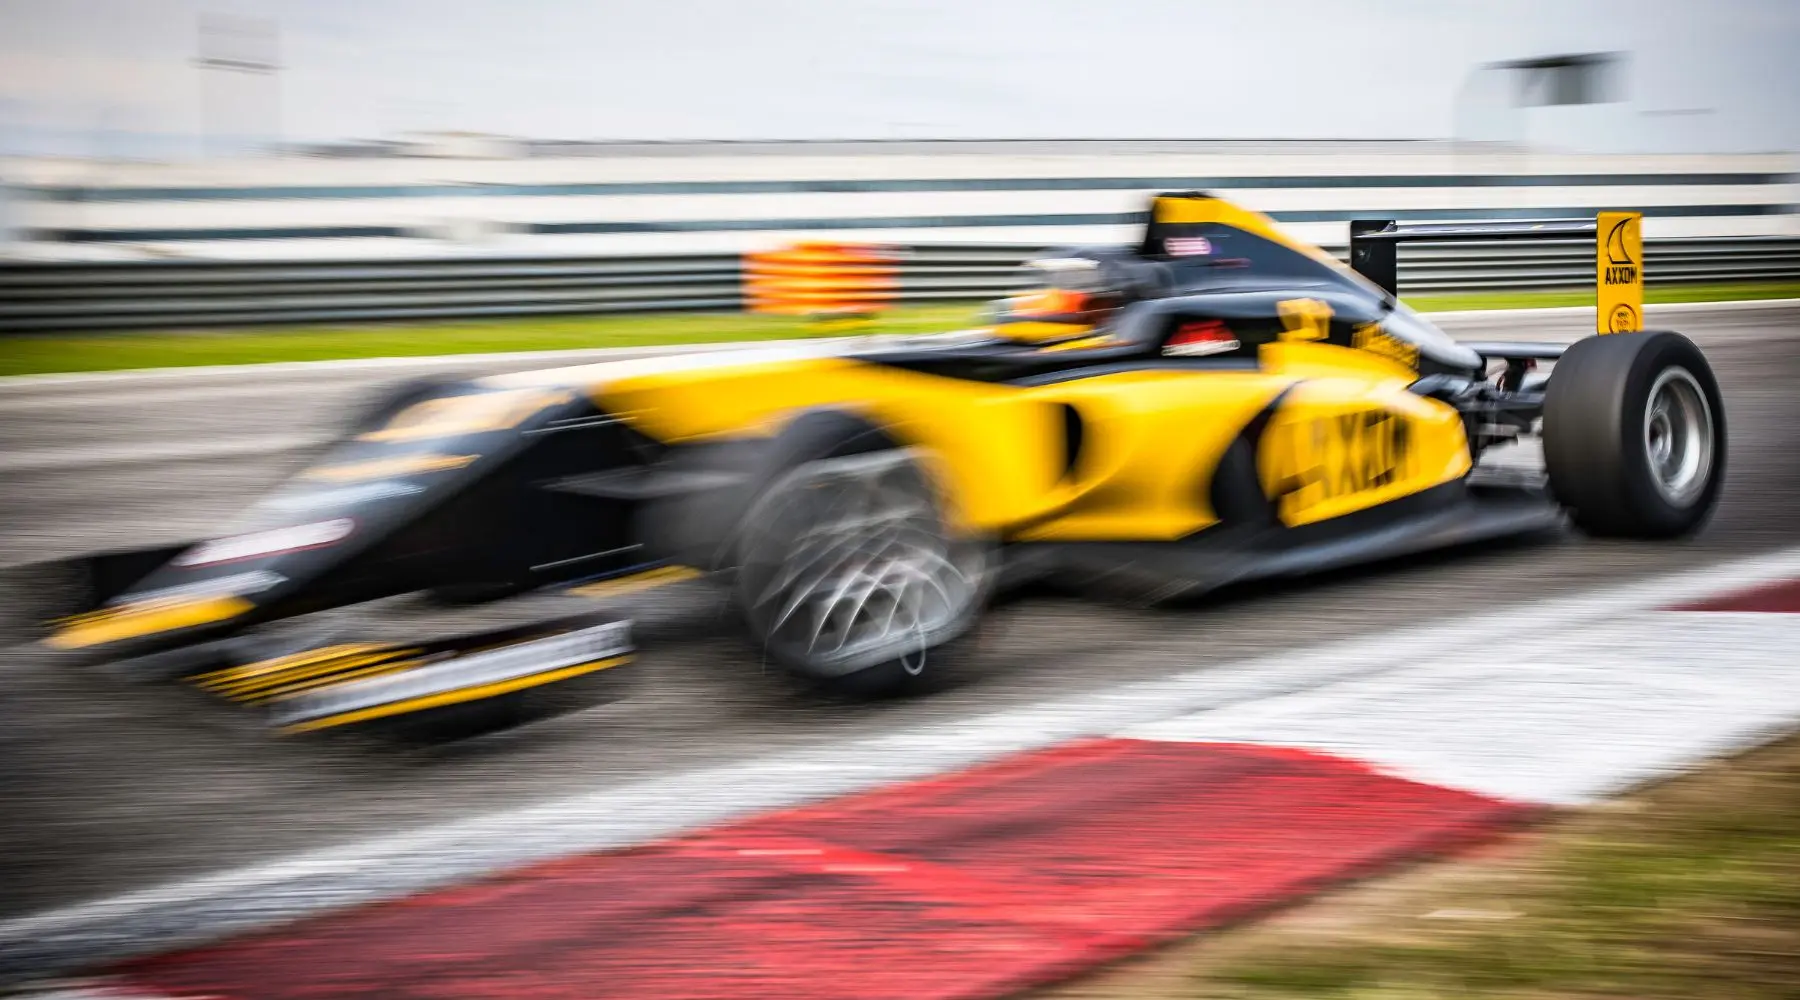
[1,302,1796,924]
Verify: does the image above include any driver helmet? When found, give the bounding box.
[991,256,1126,343]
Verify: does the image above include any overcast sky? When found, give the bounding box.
[1,0,1795,156]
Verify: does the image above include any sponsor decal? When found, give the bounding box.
[1605,217,1636,269]
[1164,236,1213,257]
[1606,302,1640,333]
[1277,298,1333,342]
[47,595,253,650]
[109,570,286,607]
[302,452,478,483]
[263,481,423,512]
[1351,322,1421,370]
[1264,407,1413,523]
[175,518,355,567]
[268,620,633,728]
[1163,319,1241,357]
[1597,211,1643,334]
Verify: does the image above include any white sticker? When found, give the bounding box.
[175,518,355,567]
[1164,338,1241,357]
[1165,236,1213,256]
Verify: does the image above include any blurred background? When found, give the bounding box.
[2,5,1799,1000]
[4,0,1798,155]
[1,0,1795,332]
[2,0,1797,254]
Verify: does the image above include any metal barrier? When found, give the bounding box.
[0,255,744,333]
[2,238,1797,333]
[893,238,1800,299]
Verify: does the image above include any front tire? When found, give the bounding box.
[1543,331,1725,538]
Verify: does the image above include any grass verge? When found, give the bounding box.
[3,282,1796,378]
[1043,734,1800,1000]
[0,305,985,378]
[1401,280,1800,313]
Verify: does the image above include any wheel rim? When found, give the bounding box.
[1642,366,1714,508]
[741,451,982,675]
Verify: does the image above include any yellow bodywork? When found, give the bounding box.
[48,595,253,650]
[483,335,1470,542]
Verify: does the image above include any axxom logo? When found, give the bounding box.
[1163,319,1240,357]
[174,518,355,567]
[1604,216,1638,283]
[1598,212,1644,334]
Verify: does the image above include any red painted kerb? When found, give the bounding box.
[117,740,1529,1000]
[1671,579,1800,614]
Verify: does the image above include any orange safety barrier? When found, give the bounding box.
[743,242,903,323]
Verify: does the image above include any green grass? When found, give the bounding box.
[1401,280,1800,313]
[3,281,1796,378]
[0,305,986,378]
[1203,736,1800,1000]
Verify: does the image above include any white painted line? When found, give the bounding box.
[0,380,312,414]
[1126,611,1800,805]
[3,544,1797,980]
[12,983,176,1000]
[0,435,315,473]
[0,337,849,391]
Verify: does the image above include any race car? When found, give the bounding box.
[33,192,1726,740]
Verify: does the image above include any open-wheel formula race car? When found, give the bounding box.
[32,192,1726,740]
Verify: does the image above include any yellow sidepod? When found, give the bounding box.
[1013,369,1292,542]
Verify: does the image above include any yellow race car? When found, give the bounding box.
[37,192,1726,738]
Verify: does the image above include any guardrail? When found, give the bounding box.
[2,237,1797,333]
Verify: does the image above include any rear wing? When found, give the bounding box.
[1349,213,1645,334]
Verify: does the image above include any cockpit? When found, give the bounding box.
[974,236,1481,377]
[987,256,1134,344]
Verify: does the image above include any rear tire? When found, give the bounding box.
[732,433,992,699]
[1543,331,1725,538]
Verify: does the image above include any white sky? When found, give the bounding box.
[1,0,1796,156]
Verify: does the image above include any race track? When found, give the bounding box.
[2,301,1797,928]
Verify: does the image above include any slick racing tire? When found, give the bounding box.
[732,417,993,699]
[1543,331,1726,538]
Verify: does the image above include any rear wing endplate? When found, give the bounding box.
[1349,213,1645,334]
